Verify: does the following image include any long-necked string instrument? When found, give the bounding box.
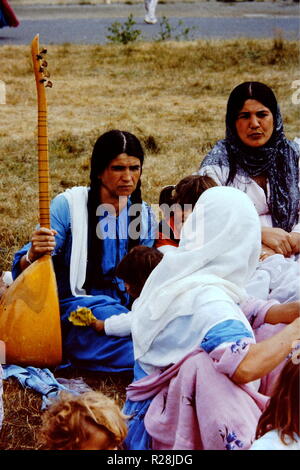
[0,35,62,366]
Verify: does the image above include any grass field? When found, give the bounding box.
[0,36,299,449]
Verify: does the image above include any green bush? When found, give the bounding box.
[106,14,142,45]
[155,16,196,42]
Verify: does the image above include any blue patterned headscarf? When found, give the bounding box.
[201,82,299,232]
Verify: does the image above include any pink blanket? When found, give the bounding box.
[127,350,268,450]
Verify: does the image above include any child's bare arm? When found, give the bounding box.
[90,319,105,334]
[264,301,300,324]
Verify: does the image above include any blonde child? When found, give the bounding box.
[39,391,127,450]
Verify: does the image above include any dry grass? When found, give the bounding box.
[0,37,299,449]
[1,38,299,270]
[0,379,43,450]
[0,369,131,450]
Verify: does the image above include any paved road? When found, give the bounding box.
[0,3,299,44]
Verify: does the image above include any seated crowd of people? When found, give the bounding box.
[0,82,299,450]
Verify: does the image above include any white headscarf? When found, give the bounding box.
[131,186,261,360]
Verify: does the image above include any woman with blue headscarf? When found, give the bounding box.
[198,82,300,303]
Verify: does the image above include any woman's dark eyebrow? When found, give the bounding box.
[257,110,269,114]
[237,109,269,117]
[110,164,141,170]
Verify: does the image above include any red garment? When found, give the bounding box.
[0,0,19,27]
[155,216,180,249]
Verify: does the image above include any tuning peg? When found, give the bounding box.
[40,48,47,55]
[45,81,53,88]
[39,78,47,84]
[39,66,50,77]
[41,60,48,67]
[36,54,43,60]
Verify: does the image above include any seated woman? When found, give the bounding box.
[155,172,298,305]
[155,175,299,396]
[198,82,299,303]
[123,186,300,450]
[12,130,156,373]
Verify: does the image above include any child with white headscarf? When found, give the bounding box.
[123,186,300,450]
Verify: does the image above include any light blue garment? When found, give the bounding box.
[3,365,79,409]
[137,300,254,376]
[123,361,152,450]
[201,319,253,353]
[12,191,157,300]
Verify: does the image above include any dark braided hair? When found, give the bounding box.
[84,130,144,292]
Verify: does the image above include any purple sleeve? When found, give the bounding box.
[209,337,255,378]
[240,296,279,329]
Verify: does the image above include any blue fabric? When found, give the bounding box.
[133,360,148,382]
[12,190,156,373]
[201,319,254,354]
[123,361,152,450]
[60,296,134,373]
[3,365,77,410]
[12,194,156,299]
[0,8,8,28]
[123,397,152,450]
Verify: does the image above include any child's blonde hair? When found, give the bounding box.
[40,391,128,450]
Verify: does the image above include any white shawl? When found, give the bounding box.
[131,186,261,359]
[63,186,89,296]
